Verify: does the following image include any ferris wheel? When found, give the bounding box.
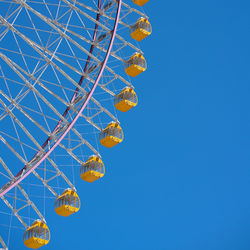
[0,0,151,249]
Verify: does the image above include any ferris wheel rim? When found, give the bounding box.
[0,0,122,198]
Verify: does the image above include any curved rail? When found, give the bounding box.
[0,0,122,198]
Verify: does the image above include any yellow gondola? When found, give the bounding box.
[114,87,138,112]
[130,18,152,41]
[125,53,147,77]
[99,122,123,148]
[54,189,80,217]
[23,220,50,249]
[80,156,105,183]
[133,0,150,6]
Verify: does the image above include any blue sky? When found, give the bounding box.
[4,0,250,249]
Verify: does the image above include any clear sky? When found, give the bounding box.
[5,0,250,249]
